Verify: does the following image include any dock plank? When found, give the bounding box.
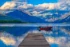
[18,33,50,47]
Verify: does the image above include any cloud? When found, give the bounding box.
[0,1,16,10]
[18,3,33,9]
[0,0,69,12]
[0,0,70,21]
[58,0,70,10]
[35,3,55,10]
[46,36,70,47]
[46,37,66,44]
[16,0,70,18]
[0,32,16,45]
[0,32,28,47]
[0,37,16,45]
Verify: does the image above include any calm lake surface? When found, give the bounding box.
[0,26,70,47]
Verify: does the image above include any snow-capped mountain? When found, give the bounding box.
[0,9,70,23]
[41,10,70,23]
[7,9,46,23]
[30,10,70,23]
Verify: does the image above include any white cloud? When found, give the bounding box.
[46,36,70,47]
[17,0,70,18]
[0,1,16,10]
[35,3,55,10]
[0,0,70,19]
[0,37,16,45]
[58,0,70,10]
[0,32,28,47]
[18,3,33,9]
[0,32,16,45]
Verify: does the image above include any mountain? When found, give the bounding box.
[42,10,69,14]
[54,15,70,23]
[0,14,16,20]
[61,26,70,31]
[7,10,46,23]
[0,14,23,23]
[41,10,69,18]
[0,9,69,23]
[40,10,70,23]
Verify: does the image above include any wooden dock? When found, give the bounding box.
[18,33,50,47]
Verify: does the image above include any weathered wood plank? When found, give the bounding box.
[18,33,50,47]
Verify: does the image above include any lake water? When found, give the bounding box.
[0,25,70,47]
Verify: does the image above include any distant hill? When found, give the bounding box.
[54,15,70,23]
[0,14,27,23]
[0,9,69,23]
[7,10,46,23]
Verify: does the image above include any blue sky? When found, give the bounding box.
[0,0,58,6]
[28,0,58,5]
[0,0,11,6]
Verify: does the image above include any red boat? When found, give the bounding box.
[39,26,52,31]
